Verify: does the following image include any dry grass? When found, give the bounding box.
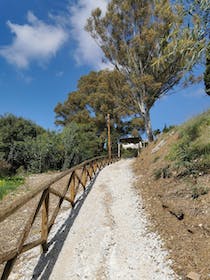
[133,111,210,280]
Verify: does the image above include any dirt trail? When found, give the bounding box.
[49,159,177,280]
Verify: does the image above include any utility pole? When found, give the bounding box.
[107,113,112,160]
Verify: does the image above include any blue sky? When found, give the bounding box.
[0,0,209,133]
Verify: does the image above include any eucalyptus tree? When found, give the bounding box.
[184,0,210,95]
[86,0,205,141]
[204,43,210,95]
[184,0,209,39]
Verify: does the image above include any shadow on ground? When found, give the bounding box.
[31,174,99,280]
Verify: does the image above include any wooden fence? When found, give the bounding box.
[0,155,118,280]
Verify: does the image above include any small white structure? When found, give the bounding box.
[118,137,143,157]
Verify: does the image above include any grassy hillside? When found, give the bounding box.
[134,109,210,279]
[168,110,210,177]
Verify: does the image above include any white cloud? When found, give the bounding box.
[69,0,111,70]
[0,11,68,68]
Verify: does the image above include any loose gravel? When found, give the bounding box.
[49,159,177,280]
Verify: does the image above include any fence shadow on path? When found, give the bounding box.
[31,174,99,280]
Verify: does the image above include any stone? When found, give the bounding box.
[186,271,200,280]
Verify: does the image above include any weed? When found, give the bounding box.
[153,165,171,180]
[162,165,172,178]
[192,185,209,199]
[153,156,160,163]
[153,168,162,180]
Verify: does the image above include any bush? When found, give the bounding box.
[0,176,24,200]
[162,124,176,133]
[121,148,138,158]
[153,129,161,137]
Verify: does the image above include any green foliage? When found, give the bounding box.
[183,0,209,40]
[153,129,161,137]
[0,114,45,170]
[61,122,101,169]
[0,111,115,177]
[24,132,64,173]
[86,0,205,141]
[55,70,144,147]
[0,113,108,175]
[182,1,209,92]
[0,176,24,200]
[153,168,162,180]
[162,125,176,133]
[0,114,64,174]
[204,43,210,95]
[168,110,210,175]
[121,148,138,159]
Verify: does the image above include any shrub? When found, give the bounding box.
[0,176,24,200]
[162,124,176,133]
[153,129,161,137]
[168,110,210,176]
[121,148,138,158]
[153,165,171,180]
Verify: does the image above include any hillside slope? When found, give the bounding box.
[134,110,210,280]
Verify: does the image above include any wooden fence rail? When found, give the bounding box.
[0,155,118,280]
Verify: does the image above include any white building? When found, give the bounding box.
[118,137,145,157]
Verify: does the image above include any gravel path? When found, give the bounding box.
[49,159,177,280]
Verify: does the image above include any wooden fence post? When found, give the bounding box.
[81,166,88,189]
[69,172,76,207]
[107,114,112,161]
[1,257,18,280]
[41,189,49,252]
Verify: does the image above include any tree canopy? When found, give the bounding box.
[0,114,44,165]
[86,0,205,141]
[0,114,64,173]
[61,122,101,169]
[182,0,209,95]
[204,43,210,95]
[55,69,145,150]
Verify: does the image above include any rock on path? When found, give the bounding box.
[50,159,177,280]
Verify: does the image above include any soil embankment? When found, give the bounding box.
[134,131,210,280]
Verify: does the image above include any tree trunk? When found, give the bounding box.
[139,100,154,142]
[143,109,154,142]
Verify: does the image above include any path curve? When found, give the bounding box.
[50,159,177,280]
